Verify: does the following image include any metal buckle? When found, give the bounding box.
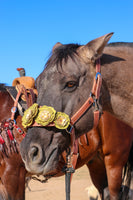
[66,124,74,134]
[93,98,100,111]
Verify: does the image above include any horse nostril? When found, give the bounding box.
[30,146,38,160]
[29,146,42,163]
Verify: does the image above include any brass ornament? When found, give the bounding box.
[22,103,70,130]
[22,103,38,128]
[35,105,56,126]
[54,112,70,129]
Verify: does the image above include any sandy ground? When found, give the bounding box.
[25,165,98,200]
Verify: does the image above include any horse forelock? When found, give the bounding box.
[45,43,81,72]
[36,43,84,90]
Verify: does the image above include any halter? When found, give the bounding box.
[22,59,102,200]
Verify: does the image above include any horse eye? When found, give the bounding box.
[66,81,76,88]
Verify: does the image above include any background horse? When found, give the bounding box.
[20,33,133,199]
[0,84,27,200]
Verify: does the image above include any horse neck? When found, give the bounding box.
[0,154,26,200]
[15,116,25,145]
[0,91,14,121]
[0,90,24,145]
[100,46,133,127]
[0,89,26,200]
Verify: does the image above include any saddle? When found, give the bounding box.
[6,75,38,116]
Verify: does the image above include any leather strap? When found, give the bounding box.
[70,131,79,183]
[70,59,102,127]
[11,90,22,120]
[96,58,101,73]
[92,74,102,99]
[93,110,100,129]
[71,96,94,125]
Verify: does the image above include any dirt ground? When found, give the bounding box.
[25,165,98,200]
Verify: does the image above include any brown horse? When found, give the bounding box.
[0,84,27,200]
[20,33,133,199]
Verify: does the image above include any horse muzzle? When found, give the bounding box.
[20,138,59,175]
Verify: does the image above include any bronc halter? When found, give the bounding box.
[22,59,102,200]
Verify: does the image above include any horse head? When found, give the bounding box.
[20,33,113,176]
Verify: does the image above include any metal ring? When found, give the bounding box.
[11,106,17,113]
[8,118,16,124]
[95,72,101,80]
[66,124,73,134]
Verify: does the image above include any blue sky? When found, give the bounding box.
[0,0,133,85]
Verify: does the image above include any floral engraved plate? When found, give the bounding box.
[22,103,38,128]
[54,112,70,129]
[35,105,56,126]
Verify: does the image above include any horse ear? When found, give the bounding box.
[52,42,62,52]
[78,32,114,62]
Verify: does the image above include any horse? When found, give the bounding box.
[0,81,40,200]
[20,33,133,199]
[0,84,28,200]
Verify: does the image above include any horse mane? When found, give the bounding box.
[107,42,133,48]
[0,84,7,91]
[45,41,133,71]
[45,43,81,70]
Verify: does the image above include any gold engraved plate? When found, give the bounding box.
[22,103,38,128]
[35,105,56,126]
[54,112,70,129]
